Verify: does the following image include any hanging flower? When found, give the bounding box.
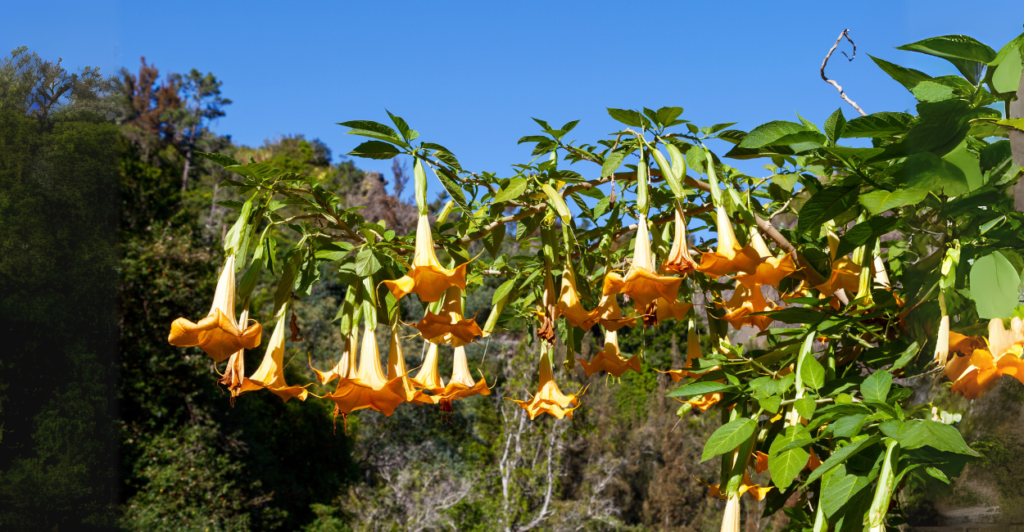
[577,330,641,377]
[697,206,761,277]
[593,276,636,332]
[537,267,558,343]
[705,472,773,502]
[719,284,777,331]
[676,392,722,412]
[437,346,491,403]
[665,320,713,381]
[654,297,693,323]
[414,286,483,347]
[947,318,1024,399]
[734,230,796,289]
[603,215,682,308]
[814,229,859,298]
[237,309,309,403]
[512,349,584,420]
[169,255,262,362]
[323,323,407,417]
[217,308,252,404]
[662,207,699,276]
[556,263,599,330]
[384,213,468,303]
[384,327,422,402]
[310,328,358,385]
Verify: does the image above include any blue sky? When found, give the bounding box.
[6,1,1023,195]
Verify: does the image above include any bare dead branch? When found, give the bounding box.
[821,29,867,117]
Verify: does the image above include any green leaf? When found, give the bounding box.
[926,466,951,484]
[607,108,648,128]
[992,45,1023,93]
[739,121,810,149]
[802,356,825,390]
[824,108,847,143]
[902,99,973,156]
[861,371,893,404]
[495,178,529,203]
[701,418,757,462]
[482,224,505,258]
[897,35,996,84]
[760,307,826,324]
[797,186,859,234]
[895,152,970,197]
[431,166,468,210]
[339,120,407,147]
[835,217,900,258]
[833,414,868,438]
[898,420,979,456]
[656,106,684,126]
[667,380,737,397]
[348,140,402,160]
[385,110,413,141]
[970,252,1021,319]
[805,434,882,486]
[195,151,241,167]
[821,464,874,518]
[842,112,915,138]
[869,55,932,92]
[355,247,382,277]
[273,249,305,316]
[795,397,817,420]
[493,279,516,305]
[758,394,782,414]
[602,149,628,177]
[942,141,984,192]
[858,187,929,215]
[768,427,811,489]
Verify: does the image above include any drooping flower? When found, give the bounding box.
[718,284,777,331]
[662,207,699,276]
[556,263,599,330]
[169,255,262,362]
[324,324,408,417]
[654,297,693,323]
[512,349,584,420]
[411,342,446,395]
[814,228,860,298]
[947,318,1024,399]
[934,315,951,366]
[697,206,761,277]
[438,346,491,402]
[577,330,641,377]
[593,276,636,332]
[603,215,682,308]
[384,213,468,303]
[414,286,483,347]
[705,472,773,502]
[734,230,796,289]
[665,320,713,381]
[310,328,358,385]
[384,327,421,402]
[676,392,722,412]
[217,308,250,403]
[237,309,309,402]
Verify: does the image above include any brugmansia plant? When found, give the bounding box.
[168,30,1024,532]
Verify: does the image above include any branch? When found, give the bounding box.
[821,29,867,117]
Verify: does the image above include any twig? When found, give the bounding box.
[821,29,867,117]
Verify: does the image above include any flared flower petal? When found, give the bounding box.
[664,322,714,382]
[384,214,468,303]
[414,286,483,347]
[239,309,309,403]
[169,255,262,362]
[411,342,446,394]
[734,230,797,288]
[217,309,251,402]
[556,264,599,330]
[948,318,1024,399]
[654,297,693,323]
[577,330,641,377]
[603,216,682,307]
[662,207,699,276]
[310,328,358,385]
[719,284,777,331]
[511,351,583,420]
[698,206,761,277]
[385,327,421,402]
[324,325,407,417]
[814,257,860,298]
[437,346,491,402]
[676,392,722,412]
[593,275,636,331]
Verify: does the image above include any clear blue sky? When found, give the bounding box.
[6,1,1023,191]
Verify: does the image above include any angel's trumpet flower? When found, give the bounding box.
[512,348,584,420]
[577,330,641,377]
[411,342,446,394]
[665,320,715,382]
[593,276,636,332]
[238,308,309,402]
[697,206,761,277]
[385,327,420,402]
[414,286,483,347]
[169,255,262,362]
[603,215,682,308]
[662,207,699,276]
[947,318,1024,399]
[719,284,777,331]
[815,228,860,298]
[705,472,773,502]
[654,297,693,324]
[438,346,491,402]
[384,213,468,303]
[311,328,358,385]
[734,229,796,289]
[556,264,599,330]
[217,308,250,403]
[324,324,407,417]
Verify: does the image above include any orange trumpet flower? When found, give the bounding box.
[323,324,407,417]
[662,207,699,276]
[947,318,1024,399]
[169,255,262,362]
[217,308,250,402]
[512,350,584,420]
[556,264,599,330]
[665,320,713,382]
[697,206,761,277]
[414,286,483,347]
[237,309,309,403]
[719,284,777,331]
[310,328,358,385]
[384,213,468,303]
[593,276,636,332]
[734,230,796,289]
[437,346,491,402]
[603,215,682,308]
[577,330,641,378]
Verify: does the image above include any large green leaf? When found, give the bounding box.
[195,150,241,167]
[796,186,859,234]
[821,463,874,517]
[869,55,932,92]
[348,140,402,160]
[607,108,648,128]
[339,120,408,147]
[861,370,892,404]
[701,418,757,462]
[842,112,914,138]
[943,141,984,192]
[805,434,882,485]
[895,153,969,197]
[824,108,847,143]
[667,380,737,397]
[431,166,468,210]
[802,356,826,390]
[858,187,929,215]
[494,178,529,203]
[897,35,997,84]
[902,99,973,156]
[602,149,628,177]
[835,216,900,258]
[355,247,382,276]
[992,45,1023,94]
[898,420,979,456]
[768,427,810,489]
[739,121,810,149]
[970,252,1021,319]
